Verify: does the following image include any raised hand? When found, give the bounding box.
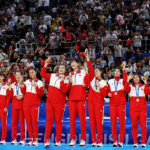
[127,73,133,82]
[84,63,88,74]
[84,48,90,62]
[141,76,147,84]
[44,56,51,67]
[122,61,126,70]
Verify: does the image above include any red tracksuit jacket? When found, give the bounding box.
[0,82,10,109]
[68,69,89,101]
[87,61,107,104]
[21,79,44,106]
[107,70,127,105]
[124,82,149,111]
[40,67,69,103]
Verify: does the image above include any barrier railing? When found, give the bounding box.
[16,39,150,55]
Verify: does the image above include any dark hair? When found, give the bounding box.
[16,70,23,75]
[28,68,37,72]
[59,64,66,69]
[115,67,122,73]
[130,73,144,84]
[71,59,80,64]
[94,67,104,79]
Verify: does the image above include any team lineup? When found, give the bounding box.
[0,49,150,148]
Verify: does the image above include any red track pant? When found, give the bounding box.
[44,102,65,142]
[68,100,86,140]
[0,108,7,140]
[11,109,25,141]
[110,104,125,143]
[23,105,39,140]
[88,102,104,143]
[130,109,147,144]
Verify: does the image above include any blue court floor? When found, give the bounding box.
[0,144,149,150]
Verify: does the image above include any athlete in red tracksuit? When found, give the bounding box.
[0,73,11,144]
[68,58,89,146]
[85,52,107,147]
[107,63,127,147]
[21,68,44,146]
[40,57,69,147]
[9,71,25,145]
[124,73,149,148]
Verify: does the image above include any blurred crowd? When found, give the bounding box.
[0,0,150,89]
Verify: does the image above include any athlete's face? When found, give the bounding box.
[58,65,66,75]
[15,72,22,82]
[0,75,4,83]
[71,61,79,70]
[133,75,140,84]
[29,70,37,79]
[114,69,121,77]
[94,69,101,78]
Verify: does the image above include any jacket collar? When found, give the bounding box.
[71,69,81,75]
[132,83,143,87]
[115,77,120,81]
[29,78,38,82]
[96,77,102,81]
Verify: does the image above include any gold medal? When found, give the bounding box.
[136,99,139,102]
[96,90,99,93]
[115,92,117,95]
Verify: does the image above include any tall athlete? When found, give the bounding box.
[21,68,44,146]
[125,73,149,148]
[40,57,69,147]
[107,63,127,147]
[85,50,107,147]
[68,58,89,146]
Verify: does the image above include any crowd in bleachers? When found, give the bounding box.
[0,0,150,92]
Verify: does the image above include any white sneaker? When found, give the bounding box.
[11,140,17,145]
[33,140,38,146]
[27,139,33,146]
[118,142,123,147]
[55,141,61,146]
[97,143,103,147]
[91,142,97,147]
[0,140,6,145]
[80,140,85,146]
[142,144,146,148]
[69,140,76,146]
[44,142,50,148]
[113,142,118,147]
[19,140,25,145]
[133,144,138,147]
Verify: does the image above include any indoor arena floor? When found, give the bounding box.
[0,144,149,150]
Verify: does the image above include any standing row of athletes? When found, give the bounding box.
[0,49,150,148]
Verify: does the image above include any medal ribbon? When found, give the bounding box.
[16,82,20,95]
[135,85,140,100]
[30,80,38,92]
[95,79,98,90]
[114,79,120,93]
